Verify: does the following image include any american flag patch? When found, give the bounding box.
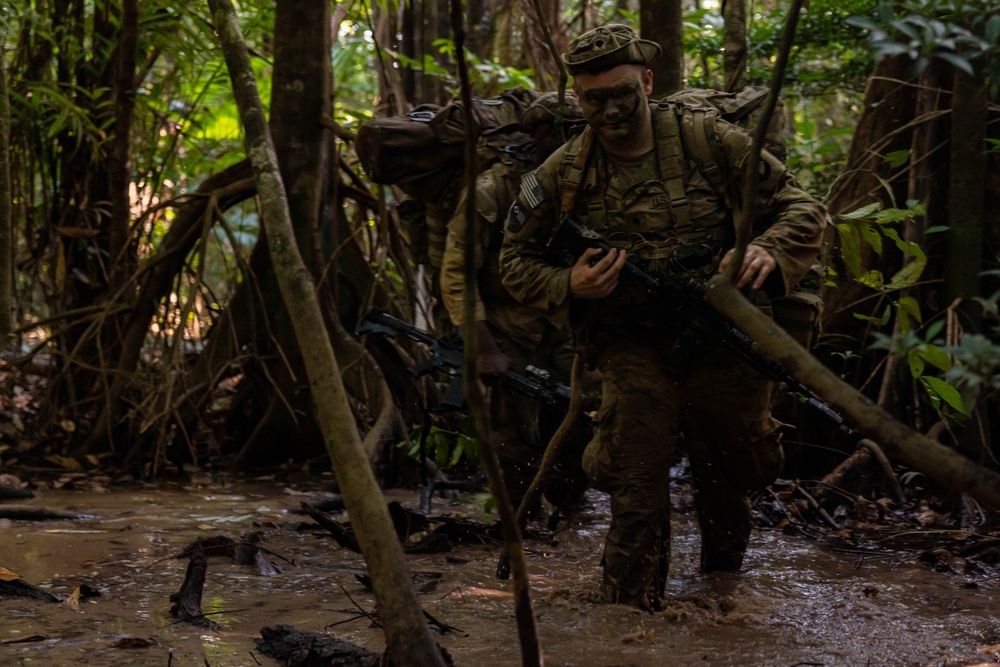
[519,172,546,209]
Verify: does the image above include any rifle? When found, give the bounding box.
[548,214,850,433]
[356,308,571,410]
[357,308,572,511]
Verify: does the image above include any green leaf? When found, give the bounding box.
[838,202,881,220]
[860,221,884,255]
[935,52,974,76]
[907,350,926,378]
[434,431,449,470]
[835,223,864,278]
[854,306,890,326]
[884,149,911,168]
[921,376,969,416]
[857,269,885,290]
[986,15,1000,44]
[897,296,923,324]
[885,256,926,290]
[925,320,945,341]
[882,226,926,262]
[449,438,465,468]
[916,344,952,372]
[796,120,816,139]
[875,175,898,208]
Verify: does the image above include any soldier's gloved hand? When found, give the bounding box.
[474,321,510,387]
[719,245,776,290]
[570,247,627,299]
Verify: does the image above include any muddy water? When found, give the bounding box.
[0,476,997,667]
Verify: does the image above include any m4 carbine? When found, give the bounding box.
[356,308,570,410]
[548,214,849,433]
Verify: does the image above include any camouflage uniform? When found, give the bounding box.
[499,27,826,610]
[440,96,592,509]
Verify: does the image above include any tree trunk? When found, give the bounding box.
[642,0,683,96]
[943,67,990,464]
[107,0,139,286]
[400,0,417,101]
[821,56,916,337]
[0,42,12,339]
[451,3,541,663]
[521,0,565,88]
[207,1,448,665]
[943,68,988,332]
[721,0,747,92]
[876,62,947,421]
[705,277,1000,509]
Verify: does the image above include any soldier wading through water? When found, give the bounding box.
[499,24,827,610]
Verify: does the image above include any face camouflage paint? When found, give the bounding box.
[580,83,642,122]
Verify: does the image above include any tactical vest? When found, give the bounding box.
[558,100,824,349]
[558,102,732,281]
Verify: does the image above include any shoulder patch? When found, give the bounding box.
[506,201,528,234]
[519,172,546,210]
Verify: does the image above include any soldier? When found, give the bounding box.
[439,92,591,512]
[499,24,827,610]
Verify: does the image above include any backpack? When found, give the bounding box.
[358,87,541,269]
[356,87,540,204]
[667,86,786,162]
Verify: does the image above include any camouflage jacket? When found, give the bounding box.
[498,102,827,329]
[439,162,556,347]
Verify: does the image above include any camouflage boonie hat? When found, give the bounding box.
[520,91,584,131]
[562,24,662,76]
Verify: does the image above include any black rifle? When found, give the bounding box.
[357,308,572,511]
[356,308,571,410]
[549,214,850,433]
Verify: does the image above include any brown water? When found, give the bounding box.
[0,475,997,667]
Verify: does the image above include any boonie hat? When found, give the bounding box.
[562,24,662,76]
[520,91,584,131]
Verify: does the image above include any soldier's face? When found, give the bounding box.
[573,65,652,143]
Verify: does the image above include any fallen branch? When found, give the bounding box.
[704,277,1000,509]
[0,506,83,521]
[0,578,61,602]
[168,542,219,631]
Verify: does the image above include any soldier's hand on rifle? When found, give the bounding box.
[474,321,510,387]
[719,245,776,291]
[570,247,627,299]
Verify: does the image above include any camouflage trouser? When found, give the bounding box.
[491,324,592,511]
[581,334,783,610]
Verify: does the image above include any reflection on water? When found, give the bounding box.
[0,481,997,667]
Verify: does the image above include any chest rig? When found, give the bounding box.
[557,103,734,279]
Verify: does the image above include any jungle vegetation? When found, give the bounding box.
[0,0,998,662]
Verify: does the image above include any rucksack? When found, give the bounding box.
[667,85,786,162]
[358,87,541,269]
[356,87,540,204]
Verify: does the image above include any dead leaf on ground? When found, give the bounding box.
[0,567,21,582]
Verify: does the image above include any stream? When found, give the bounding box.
[1,473,998,666]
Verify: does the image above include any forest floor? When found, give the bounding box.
[1,465,999,667]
